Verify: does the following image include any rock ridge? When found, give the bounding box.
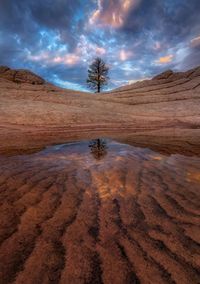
[0,66,45,85]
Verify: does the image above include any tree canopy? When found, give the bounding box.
[87,57,109,93]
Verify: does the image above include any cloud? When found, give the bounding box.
[153,42,162,51]
[95,47,106,55]
[156,55,173,64]
[178,36,200,70]
[119,49,133,61]
[89,0,140,28]
[28,52,81,66]
[190,35,200,48]
[0,0,200,91]
[53,75,88,91]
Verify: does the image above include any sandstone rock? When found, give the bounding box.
[189,66,200,78]
[0,65,200,155]
[0,66,10,74]
[153,69,173,80]
[0,66,45,85]
[14,69,45,84]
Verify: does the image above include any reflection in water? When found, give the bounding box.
[89,138,108,160]
[0,139,200,283]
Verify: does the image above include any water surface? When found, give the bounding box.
[0,139,200,284]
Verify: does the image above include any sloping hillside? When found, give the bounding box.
[0,66,200,154]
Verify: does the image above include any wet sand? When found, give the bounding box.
[0,140,200,283]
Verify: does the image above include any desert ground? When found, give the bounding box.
[0,66,200,284]
[0,65,200,155]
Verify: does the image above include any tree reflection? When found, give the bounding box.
[89,139,108,160]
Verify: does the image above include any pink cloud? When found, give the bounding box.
[119,49,133,61]
[28,52,80,66]
[95,46,106,55]
[153,41,161,50]
[89,0,140,28]
[63,54,80,65]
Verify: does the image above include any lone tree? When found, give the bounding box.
[87,57,109,93]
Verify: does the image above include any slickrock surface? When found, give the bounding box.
[0,65,200,284]
[0,141,200,284]
[0,66,45,85]
[0,65,200,154]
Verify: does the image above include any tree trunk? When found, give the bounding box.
[97,83,100,93]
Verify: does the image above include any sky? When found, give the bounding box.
[0,0,200,91]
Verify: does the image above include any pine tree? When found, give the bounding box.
[87,57,109,93]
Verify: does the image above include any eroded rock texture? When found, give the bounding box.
[0,65,200,154]
[0,66,45,85]
[0,141,199,284]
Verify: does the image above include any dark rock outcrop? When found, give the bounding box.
[0,66,45,85]
[153,69,173,80]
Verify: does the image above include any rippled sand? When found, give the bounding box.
[0,140,200,283]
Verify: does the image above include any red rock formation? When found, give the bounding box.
[0,65,200,154]
[153,69,173,80]
[0,66,45,84]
